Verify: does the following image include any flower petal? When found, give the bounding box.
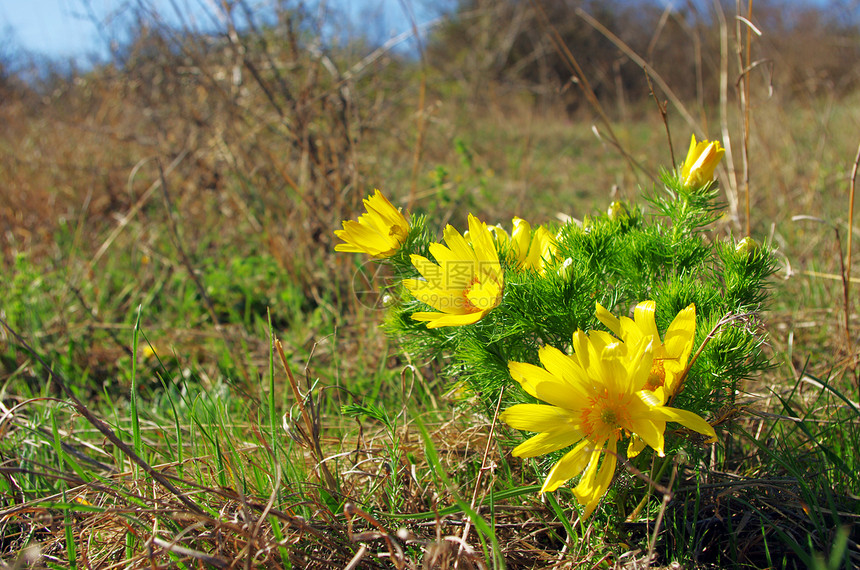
[365,190,408,234]
[627,436,647,458]
[654,406,717,442]
[626,411,666,456]
[411,310,488,328]
[576,436,617,519]
[468,214,500,266]
[633,301,660,341]
[511,428,583,458]
[540,438,592,493]
[595,302,622,337]
[538,346,589,397]
[466,279,502,312]
[511,217,531,261]
[500,404,578,432]
[663,303,696,365]
[334,220,396,256]
[508,361,585,410]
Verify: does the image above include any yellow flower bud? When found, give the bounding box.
[735,236,758,257]
[681,135,725,189]
[607,201,629,222]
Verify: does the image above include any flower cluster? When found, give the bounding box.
[332,136,772,520]
[502,302,714,518]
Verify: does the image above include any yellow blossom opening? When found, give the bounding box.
[334,190,410,257]
[501,307,715,519]
[680,135,725,189]
[489,217,558,274]
[595,301,696,403]
[403,214,504,328]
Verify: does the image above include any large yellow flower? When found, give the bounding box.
[596,301,696,404]
[490,217,558,274]
[680,135,725,189]
[334,190,410,257]
[501,324,715,519]
[403,214,503,328]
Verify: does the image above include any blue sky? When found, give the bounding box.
[0,0,445,67]
[0,0,138,63]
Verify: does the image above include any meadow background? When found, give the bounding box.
[1,0,859,567]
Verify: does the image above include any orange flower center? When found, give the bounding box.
[389,225,408,243]
[644,359,666,392]
[581,389,632,439]
[461,277,481,313]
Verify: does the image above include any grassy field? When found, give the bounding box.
[1,2,859,568]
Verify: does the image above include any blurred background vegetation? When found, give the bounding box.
[1,0,859,567]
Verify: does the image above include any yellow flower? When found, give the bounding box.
[735,236,758,257]
[596,301,696,404]
[490,217,558,274]
[403,214,503,328]
[607,201,629,222]
[501,324,715,519]
[680,135,725,189]
[334,190,410,257]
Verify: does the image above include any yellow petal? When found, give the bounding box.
[467,214,499,265]
[511,217,532,262]
[681,135,725,188]
[488,224,510,243]
[633,301,660,341]
[654,406,717,442]
[663,303,696,363]
[638,389,663,408]
[538,346,589,396]
[365,190,408,235]
[540,439,592,493]
[404,286,471,314]
[570,330,591,371]
[408,255,447,287]
[624,336,655,391]
[509,361,588,410]
[334,220,396,256]
[500,404,577,432]
[594,342,630,394]
[411,310,486,328]
[334,190,409,256]
[627,412,666,456]
[440,224,476,265]
[627,436,647,458]
[511,428,583,458]
[578,438,617,520]
[466,279,502,312]
[595,302,622,337]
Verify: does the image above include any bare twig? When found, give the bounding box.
[846,142,860,359]
[645,73,675,168]
[275,339,338,492]
[714,0,740,224]
[573,6,700,139]
[736,0,758,237]
[344,502,410,570]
